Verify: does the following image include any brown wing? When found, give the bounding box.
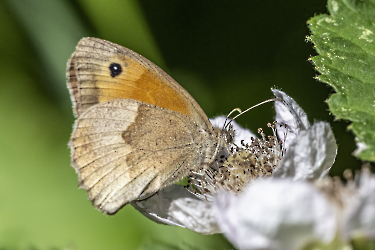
[70,99,217,214]
[66,37,212,130]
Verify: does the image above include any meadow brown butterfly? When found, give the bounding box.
[67,37,232,214]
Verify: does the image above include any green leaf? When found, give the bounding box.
[307,0,375,161]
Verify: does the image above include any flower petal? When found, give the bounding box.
[131,185,196,227]
[272,121,337,180]
[131,184,220,234]
[214,178,336,250]
[168,197,221,235]
[272,89,310,151]
[343,168,375,239]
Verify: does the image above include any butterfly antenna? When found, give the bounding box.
[224,98,278,130]
[222,108,242,130]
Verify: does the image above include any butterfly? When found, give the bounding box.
[67,37,232,214]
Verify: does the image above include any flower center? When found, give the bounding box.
[188,122,284,200]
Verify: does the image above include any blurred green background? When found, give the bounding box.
[0,1,363,249]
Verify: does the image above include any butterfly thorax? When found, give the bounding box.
[198,126,233,169]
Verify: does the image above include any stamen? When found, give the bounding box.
[188,121,285,200]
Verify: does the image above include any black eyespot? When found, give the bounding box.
[109,63,122,77]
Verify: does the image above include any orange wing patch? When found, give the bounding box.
[96,56,190,116]
[67,38,191,117]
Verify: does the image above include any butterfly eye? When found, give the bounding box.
[109,62,122,77]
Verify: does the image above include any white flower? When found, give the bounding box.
[341,166,375,240]
[214,178,337,250]
[131,89,339,242]
[215,167,375,250]
[271,89,337,181]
